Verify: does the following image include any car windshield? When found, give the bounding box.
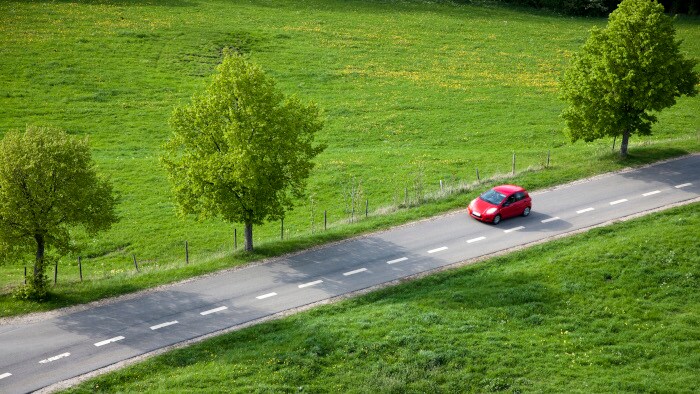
[480,189,506,205]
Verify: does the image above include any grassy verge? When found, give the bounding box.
[64,203,700,393]
[0,0,698,316]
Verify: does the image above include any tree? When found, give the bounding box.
[162,53,325,252]
[0,126,118,299]
[560,0,698,158]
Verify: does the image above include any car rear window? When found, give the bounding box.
[480,189,506,205]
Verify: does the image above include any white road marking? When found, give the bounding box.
[94,336,125,347]
[150,321,178,330]
[643,190,661,196]
[467,236,486,243]
[576,207,594,214]
[343,268,367,276]
[427,246,448,254]
[200,306,227,315]
[675,183,692,188]
[39,353,70,364]
[299,280,323,288]
[609,198,628,205]
[503,226,525,233]
[387,257,408,265]
[0,372,11,380]
[541,217,560,223]
[256,292,277,300]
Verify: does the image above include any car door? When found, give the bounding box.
[500,193,519,218]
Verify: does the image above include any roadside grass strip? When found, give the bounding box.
[94,336,125,347]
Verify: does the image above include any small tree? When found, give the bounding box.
[163,53,325,252]
[560,0,698,158]
[0,126,118,299]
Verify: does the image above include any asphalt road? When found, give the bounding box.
[1,154,698,393]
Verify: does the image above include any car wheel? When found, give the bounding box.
[522,207,531,217]
[492,215,501,225]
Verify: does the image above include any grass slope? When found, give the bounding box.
[1,0,698,315]
[65,203,700,393]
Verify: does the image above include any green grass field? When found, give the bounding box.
[0,0,698,316]
[63,203,700,393]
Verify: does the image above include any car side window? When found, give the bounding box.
[514,192,525,201]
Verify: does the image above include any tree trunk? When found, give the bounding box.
[244,221,253,252]
[34,234,45,279]
[620,130,630,158]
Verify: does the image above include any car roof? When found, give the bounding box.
[492,184,526,194]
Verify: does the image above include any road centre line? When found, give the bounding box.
[344,268,367,276]
[200,306,227,315]
[94,336,125,347]
[541,217,560,223]
[39,353,70,364]
[256,292,277,300]
[467,236,486,243]
[609,198,628,205]
[299,280,323,288]
[643,190,661,196]
[503,226,525,233]
[427,246,448,254]
[576,207,594,214]
[675,182,692,188]
[150,321,178,330]
[387,257,408,265]
[0,372,11,380]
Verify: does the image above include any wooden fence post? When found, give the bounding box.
[234,228,238,250]
[365,199,369,218]
[547,150,551,168]
[476,168,480,182]
[324,210,327,231]
[281,219,284,240]
[79,256,82,282]
[24,266,27,285]
[133,255,139,272]
[54,262,58,285]
[185,241,189,265]
[512,153,516,175]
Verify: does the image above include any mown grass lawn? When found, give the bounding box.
[0,0,698,316]
[64,203,700,393]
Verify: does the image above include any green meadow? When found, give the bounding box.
[64,203,700,393]
[0,0,698,315]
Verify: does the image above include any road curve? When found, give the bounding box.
[1,154,699,393]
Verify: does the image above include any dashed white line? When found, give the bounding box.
[39,353,70,364]
[427,246,448,254]
[343,268,367,276]
[299,280,323,288]
[609,198,628,205]
[503,226,525,233]
[675,183,692,188]
[576,207,594,214]
[387,257,408,265]
[150,321,178,330]
[643,190,661,196]
[467,236,486,243]
[0,372,11,380]
[541,217,560,223]
[256,292,277,300]
[94,336,125,347]
[200,306,227,315]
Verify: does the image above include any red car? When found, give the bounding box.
[468,185,531,225]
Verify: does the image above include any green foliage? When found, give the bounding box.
[64,203,700,393]
[560,0,699,157]
[0,126,117,296]
[162,53,324,251]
